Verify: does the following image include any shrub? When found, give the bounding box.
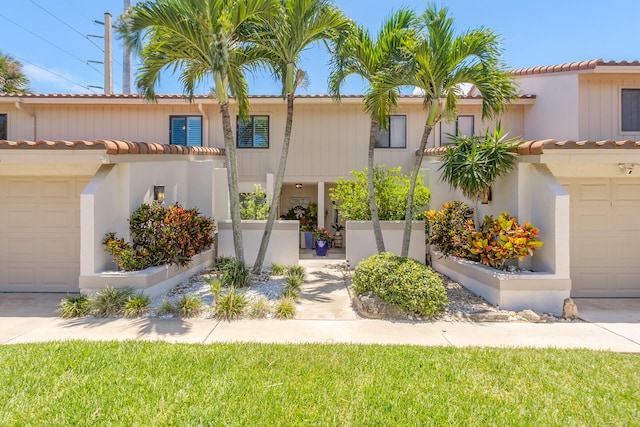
[58,295,90,319]
[103,203,215,271]
[469,212,544,268]
[206,276,223,303]
[286,275,304,292]
[274,297,296,319]
[177,294,203,317]
[426,201,476,258]
[329,166,430,220]
[156,299,177,316]
[221,259,251,288]
[123,294,150,317]
[89,286,134,317]
[248,296,271,319]
[213,256,235,273]
[286,265,306,280]
[215,287,247,320]
[240,184,270,220]
[269,264,286,276]
[352,253,448,318]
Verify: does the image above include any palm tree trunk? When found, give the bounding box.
[220,101,245,264]
[401,124,432,257]
[253,93,295,273]
[368,118,385,253]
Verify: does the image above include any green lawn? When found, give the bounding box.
[0,342,638,426]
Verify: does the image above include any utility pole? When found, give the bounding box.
[123,0,132,93]
[104,12,113,95]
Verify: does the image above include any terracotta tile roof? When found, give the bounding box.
[511,59,640,76]
[422,139,640,156]
[0,139,225,156]
[516,139,640,155]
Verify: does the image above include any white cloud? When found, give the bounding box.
[23,64,91,94]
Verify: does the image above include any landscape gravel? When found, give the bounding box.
[147,262,579,322]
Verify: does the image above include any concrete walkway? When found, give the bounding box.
[1,261,639,353]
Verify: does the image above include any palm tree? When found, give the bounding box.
[328,9,417,254]
[380,5,519,257]
[250,0,349,273]
[0,53,30,94]
[119,0,277,264]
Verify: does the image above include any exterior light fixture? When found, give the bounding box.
[481,187,492,204]
[295,183,302,189]
[153,185,165,204]
[618,163,636,175]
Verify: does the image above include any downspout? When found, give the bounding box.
[197,102,209,147]
[15,100,37,140]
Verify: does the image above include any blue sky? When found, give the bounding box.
[1,0,638,95]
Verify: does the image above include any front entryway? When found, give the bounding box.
[562,178,640,297]
[0,176,89,292]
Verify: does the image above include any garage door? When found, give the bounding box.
[562,178,640,297]
[0,176,89,292]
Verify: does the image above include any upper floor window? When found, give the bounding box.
[237,115,269,148]
[375,115,406,148]
[440,115,474,144]
[170,116,202,146]
[621,89,640,132]
[0,113,7,140]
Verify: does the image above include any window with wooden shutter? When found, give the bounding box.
[237,115,269,148]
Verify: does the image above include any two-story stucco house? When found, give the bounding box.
[1,59,639,306]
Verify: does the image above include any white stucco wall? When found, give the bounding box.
[217,220,299,268]
[424,157,567,276]
[345,221,426,265]
[80,159,222,276]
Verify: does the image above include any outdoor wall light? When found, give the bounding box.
[481,187,492,204]
[295,183,303,189]
[153,185,165,204]
[618,163,636,175]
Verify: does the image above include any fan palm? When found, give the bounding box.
[0,53,30,94]
[328,8,418,254]
[376,5,519,257]
[118,0,277,263]
[250,0,349,273]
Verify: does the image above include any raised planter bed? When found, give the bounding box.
[430,249,571,316]
[79,247,216,298]
[346,220,425,265]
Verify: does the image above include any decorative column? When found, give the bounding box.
[317,181,325,229]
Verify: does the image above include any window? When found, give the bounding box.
[440,115,475,144]
[170,116,202,146]
[375,115,406,148]
[0,113,7,140]
[237,115,269,148]
[622,89,640,132]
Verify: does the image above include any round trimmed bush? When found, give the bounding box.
[352,252,448,318]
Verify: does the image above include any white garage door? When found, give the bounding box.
[562,178,640,297]
[0,176,89,292]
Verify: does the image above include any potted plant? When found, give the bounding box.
[313,227,332,256]
[301,222,314,249]
[331,223,344,236]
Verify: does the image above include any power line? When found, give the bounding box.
[0,12,104,76]
[28,0,104,53]
[0,49,92,92]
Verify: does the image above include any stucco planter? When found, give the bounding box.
[217,220,299,267]
[79,247,216,298]
[430,249,571,316]
[346,220,425,265]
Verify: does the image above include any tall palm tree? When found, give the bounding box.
[0,53,31,94]
[329,9,417,254]
[250,0,349,273]
[119,0,277,263]
[380,5,519,257]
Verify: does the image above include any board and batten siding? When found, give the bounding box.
[579,74,640,141]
